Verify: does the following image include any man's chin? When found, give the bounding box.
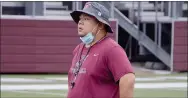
[78,33,85,37]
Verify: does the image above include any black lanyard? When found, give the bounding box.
[74,44,92,76]
[70,36,107,89]
[70,44,91,89]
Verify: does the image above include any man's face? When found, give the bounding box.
[78,13,99,37]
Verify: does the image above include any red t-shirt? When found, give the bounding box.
[67,37,134,98]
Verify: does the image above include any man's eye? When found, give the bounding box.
[84,18,89,20]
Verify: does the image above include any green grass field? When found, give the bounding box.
[1,89,187,98]
[1,72,187,98]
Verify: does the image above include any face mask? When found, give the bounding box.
[80,24,99,45]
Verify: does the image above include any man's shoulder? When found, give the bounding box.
[102,37,120,49]
[73,43,83,55]
[95,37,123,55]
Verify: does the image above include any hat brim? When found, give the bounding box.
[70,10,113,33]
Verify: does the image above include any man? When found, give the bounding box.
[68,2,135,98]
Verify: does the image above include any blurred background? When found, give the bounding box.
[0,1,187,98]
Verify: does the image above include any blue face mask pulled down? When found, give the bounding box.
[80,24,99,45]
[80,32,94,45]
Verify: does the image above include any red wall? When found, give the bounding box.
[0,19,117,73]
[173,21,188,71]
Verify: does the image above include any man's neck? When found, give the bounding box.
[85,31,107,48]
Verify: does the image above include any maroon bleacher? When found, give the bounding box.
[173,21,188,71]
[0,18,118,73]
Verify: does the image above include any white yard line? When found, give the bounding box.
[1,76,187,83]
[135,82,187,88]
[45,76,187,81]
[1,82,187,91]
[136,88,187,91]
[136,76,187,81]
[1,84,68,91]
[45,77,68,81]
[9,90,66,97]
[1,78,54,83]
[1,76,187,86]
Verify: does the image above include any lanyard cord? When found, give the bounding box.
[70,36,107,88]
[74,35,108,75]
[70,44,92,89]
[74,45,92,76]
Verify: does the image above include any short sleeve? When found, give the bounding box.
[106,46,134,83]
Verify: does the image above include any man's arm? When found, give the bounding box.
[119,73,135,98]
[105,46,135,98]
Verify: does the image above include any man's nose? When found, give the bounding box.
[78,19,84,25]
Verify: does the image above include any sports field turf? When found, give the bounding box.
[1,71,187,98]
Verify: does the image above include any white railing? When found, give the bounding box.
[1,1,25,7]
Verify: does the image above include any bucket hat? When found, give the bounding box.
[70,2,113,33]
